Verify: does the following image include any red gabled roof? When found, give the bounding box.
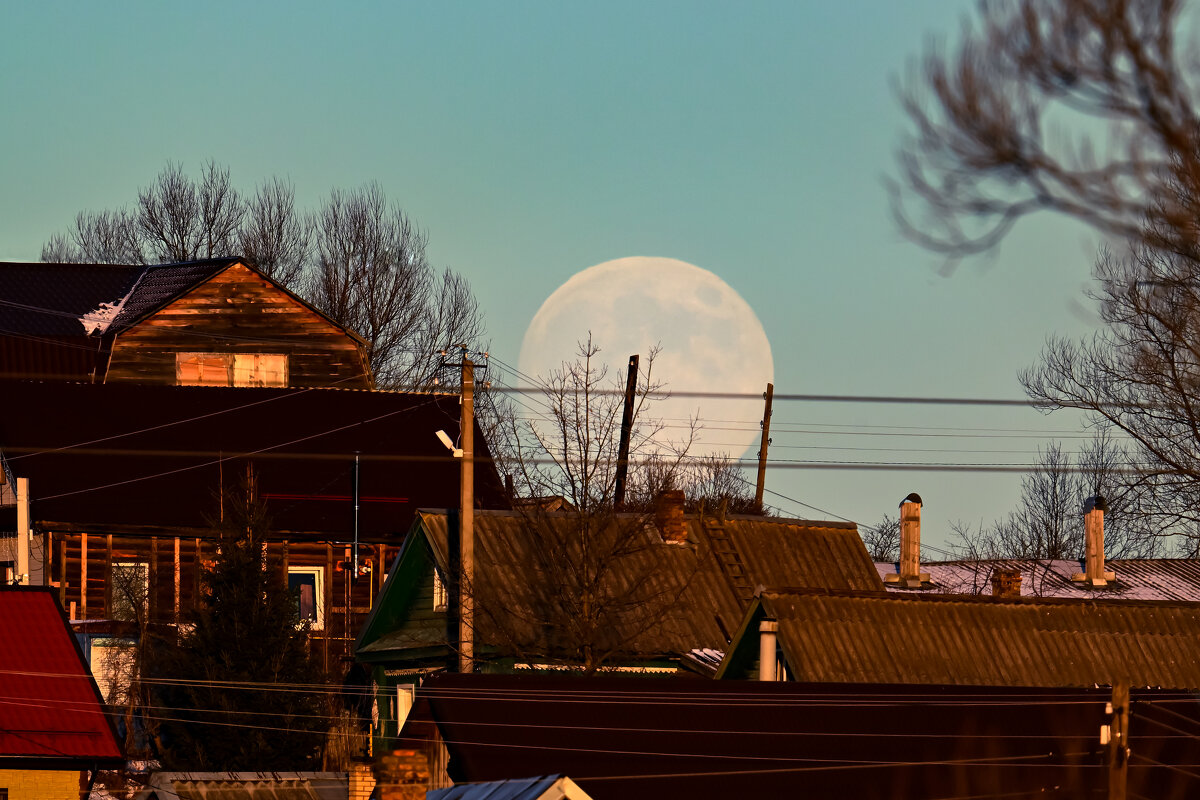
[0,587,123,765]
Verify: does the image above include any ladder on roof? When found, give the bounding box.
[702,499,756,608]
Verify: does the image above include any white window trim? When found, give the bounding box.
[288,565,325,630]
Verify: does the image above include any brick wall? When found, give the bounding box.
[0,769,84,800]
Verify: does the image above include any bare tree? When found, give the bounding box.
[309,183,463,387]
[239,177,309,290]
[41,209,144,264]
[138,161,245,263]
[862,514,901,562]
[42,163,489,386]
[893,0,1200,263]
[472,338,705,672]
[1022,244,1200,549]
[948,436,1166,560]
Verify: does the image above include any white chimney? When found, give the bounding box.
[15,477,30,585]
[884,492,930,589]
[1072,495,1115,587]
[758,619,779,682]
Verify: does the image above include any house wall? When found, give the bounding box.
[48,530,398,667]
[0,768,83,800]
[104,263,371,388]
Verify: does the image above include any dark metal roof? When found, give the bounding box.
[0,380,508,539]
[756,588,1200,689]
[877,558,1200,601]
[0,587,123,764]
[401,673,1200,800]
[0,261,142,336]
[107,258,238,331]
[365,511,879,659]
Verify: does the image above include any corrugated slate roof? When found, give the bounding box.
[756,588,1200,689]
[137,773,347,800]
[875,558,1200,601]
[0,587,123,764]
[379,511,880,659]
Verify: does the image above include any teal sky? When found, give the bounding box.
[0,2,1104,548]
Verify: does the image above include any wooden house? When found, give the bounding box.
[0,586,123,798]
[0,380,508,672]
[0,258,372,387]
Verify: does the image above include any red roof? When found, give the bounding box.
[0,587,123,765]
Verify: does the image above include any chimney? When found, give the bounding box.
[990,568,1022,598]
[883,493,930,589]
[15,477,30,585]
[374,749,430,800]
[656,490,687,544]
[1072,495,1115,587]
[349,757,377,800]
[758,618,779,682]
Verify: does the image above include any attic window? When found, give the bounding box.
[176,353,288,387]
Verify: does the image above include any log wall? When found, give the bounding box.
[49,529,398,667]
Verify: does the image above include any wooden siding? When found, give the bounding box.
[49,530,397,667]
[104,263,371,388]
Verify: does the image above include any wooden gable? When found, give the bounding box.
[104,261,372,388]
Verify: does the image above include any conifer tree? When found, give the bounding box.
[149,473,327,769]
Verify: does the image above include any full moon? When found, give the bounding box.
[518,256,774,460]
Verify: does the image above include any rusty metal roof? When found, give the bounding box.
[754,588,1200,689]
[876,558,1200,601]
[410,510,880,660]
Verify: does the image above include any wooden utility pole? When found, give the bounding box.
[1108,682,1130,800]
[754,383,774,509]
[459,354,475,674]
[613,354,639,508]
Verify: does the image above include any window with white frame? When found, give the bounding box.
[110,562,149,622]
[176,353,288,387]
[287,566,324,630]
[432,568,448,611]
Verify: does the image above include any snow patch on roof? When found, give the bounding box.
[79,269,146,335]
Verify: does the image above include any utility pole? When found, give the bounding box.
[613,354,639,508]
[459,353,475,674]
[754,383,774,510]
[1107,682,1129,800]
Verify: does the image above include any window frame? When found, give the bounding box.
[175,352,289,387]
[287,565,325,630]
[110,561,149,622]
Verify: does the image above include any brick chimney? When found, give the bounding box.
[656,489,687,544]
[374,749,430,800]
[990,568,1022,598]
[349,758,377,800]
[1072,495,1115,587]
[883,493,930,589]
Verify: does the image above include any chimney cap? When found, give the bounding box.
[1084,494,1107,513]
[900,492,923,507]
